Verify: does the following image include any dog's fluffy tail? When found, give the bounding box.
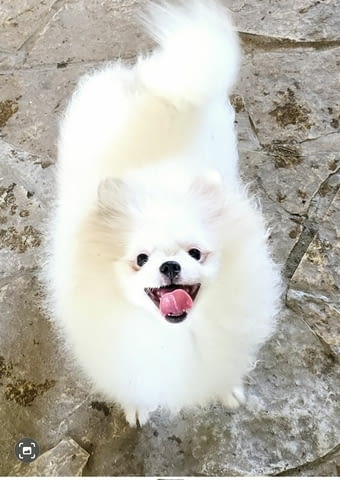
[138,0,240,105]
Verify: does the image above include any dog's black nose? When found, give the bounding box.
[160,261,181,282]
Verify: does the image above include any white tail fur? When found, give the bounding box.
[138,0,240,105]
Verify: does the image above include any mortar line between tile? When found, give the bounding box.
[239,32,340,51]
[276,442,340,476]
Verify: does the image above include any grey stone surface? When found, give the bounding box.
[228,0,340,42]
[0,0,57,52]
[10,437,89,476]
[239,48,340,146]
[287,189,340,357]
[25,0,153,67]
[280,448,340,477]
[279,446,340,476]
[0,140,54,277]
[0,0,339,476]
[0,66,89,157]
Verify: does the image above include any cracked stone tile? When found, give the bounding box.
[234,48,340,241]
[25,0,152,68]
[10,437,90,476]
[239,133,339,217]
[284,170,339,279]
[279,446,340,476]
[287,192,340,357]
[235,110,321,267]
[1,0,338,60]
[0,274,58,474]
[226,0,340,42]
[0,51,27,72]
[240,48,340,145]
[3,14,338,161]
[313,453,340,477]
[0,65,89,157]
[238,148,303,267]
[0,0,57,52]
[0,273,131,475]
[0,140,54,277]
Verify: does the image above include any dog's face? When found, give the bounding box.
[96,171,225,323]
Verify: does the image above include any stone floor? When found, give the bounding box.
[0,0,339,476]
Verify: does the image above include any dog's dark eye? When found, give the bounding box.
[136,253,149,267]
[188,248,201,261]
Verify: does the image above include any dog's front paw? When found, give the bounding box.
[125,408,150,428]
[222,385,246,409]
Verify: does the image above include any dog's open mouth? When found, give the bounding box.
[144,284,200,323]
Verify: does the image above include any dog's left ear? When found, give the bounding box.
[189,170,225,224]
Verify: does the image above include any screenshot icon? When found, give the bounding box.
[15,438,39,463]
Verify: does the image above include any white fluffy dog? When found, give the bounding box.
[47,0,281,426]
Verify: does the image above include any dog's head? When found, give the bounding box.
[91,170,225,323]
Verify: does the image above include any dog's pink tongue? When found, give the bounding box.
[160,289,193,316]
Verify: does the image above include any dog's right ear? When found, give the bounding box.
[98,177,124,204]
[97,177,129,217]
[81,177,130,259]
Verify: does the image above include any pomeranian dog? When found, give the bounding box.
[46,0,281,426]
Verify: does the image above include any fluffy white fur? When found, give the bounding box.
[46,0,281,426]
